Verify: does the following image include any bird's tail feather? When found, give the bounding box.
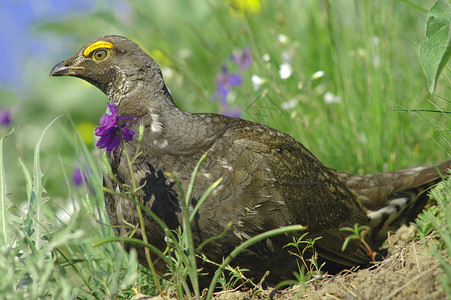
[331,160,450,242]
[366,181,438,241]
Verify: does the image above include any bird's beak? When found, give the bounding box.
[49,61,82,77]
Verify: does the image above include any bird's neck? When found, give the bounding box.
[114,81,202,141]
[116,84,227,156]
[104,63,180,116]
[116,86,182,119]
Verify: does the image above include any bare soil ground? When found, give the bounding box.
[213,225,447,300]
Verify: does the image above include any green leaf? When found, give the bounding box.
[0,130,20,246]
[28,116,61,250]
[18,157,32,204]
[419,0,451,93]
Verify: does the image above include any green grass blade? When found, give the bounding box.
[398,0,428,13]
[182,154,208,299]
[185,153,207,207]
[196,221,232,253]
[206,224,306,300]
[93,236,172,266]
[190,177,223,223]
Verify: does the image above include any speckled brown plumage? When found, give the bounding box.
[50,35,450,286]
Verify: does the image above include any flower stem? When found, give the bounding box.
[121,133,163,295]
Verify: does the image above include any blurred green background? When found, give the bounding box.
[1,0,450,213]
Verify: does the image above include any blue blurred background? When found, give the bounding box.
[0,0,95,89]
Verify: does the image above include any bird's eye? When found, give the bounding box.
[92,49,109,62]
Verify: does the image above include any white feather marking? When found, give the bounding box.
[150,113,163,133]
[223,164,233,171]
[156,139,168,148]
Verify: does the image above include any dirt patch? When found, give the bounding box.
[213,225,447,300]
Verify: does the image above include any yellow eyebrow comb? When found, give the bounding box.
[84,41,114,57]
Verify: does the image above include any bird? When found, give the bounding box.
[50,35,450,286]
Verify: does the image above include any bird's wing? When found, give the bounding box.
[200,124,373,266]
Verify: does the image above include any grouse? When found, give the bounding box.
[50,35,450,286]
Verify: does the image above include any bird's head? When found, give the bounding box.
[50,35,165,106]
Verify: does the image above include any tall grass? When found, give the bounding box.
[0,118,143,299]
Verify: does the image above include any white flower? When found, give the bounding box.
[56,200,80,225]
[311,70,325,80]
[373,56,381,67]
[278,34,289,44]
[371,35,380,46]
[251,74,265,91]
[281,51,292,63]
[262,53,270,62]
[281,98,298,110]
[279,62,292,79]
[315,84,326,95]
[178,48,192,59]
[227,90,237,103]
[324,92,342,104]
[162,66,174,80]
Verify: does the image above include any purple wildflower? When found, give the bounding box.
[0,108,11,127]
[71,159,96,194]
[230,48,252,70]
[211,48,253,119]
[212,65,243,105]
[72,167,84,186]
[95,102,136,151]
